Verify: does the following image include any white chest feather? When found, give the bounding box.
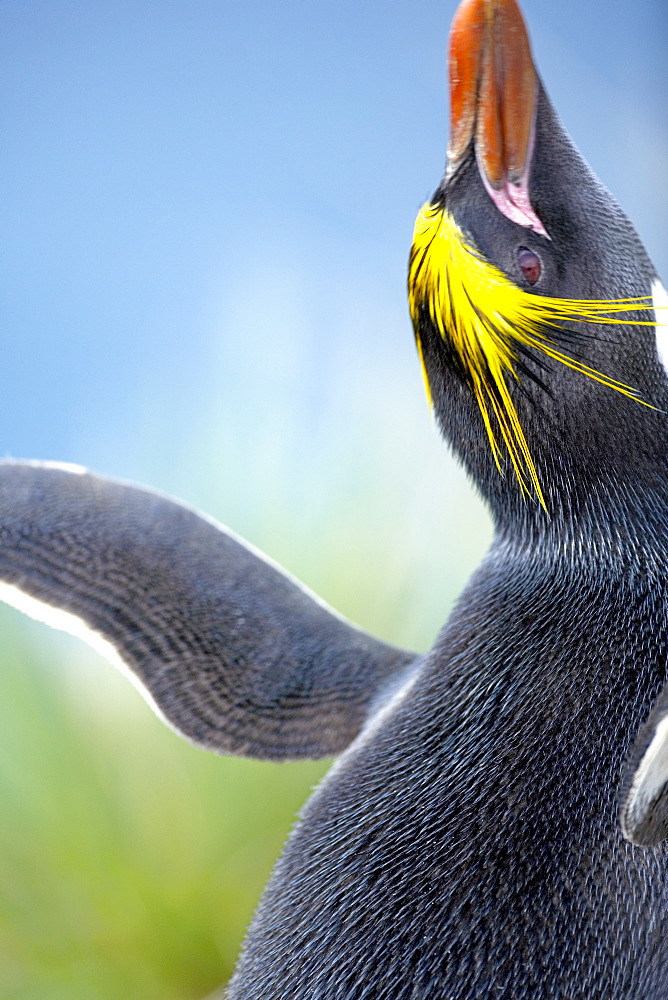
[652,278,668,377]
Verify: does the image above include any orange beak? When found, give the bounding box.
[448,0,548,238]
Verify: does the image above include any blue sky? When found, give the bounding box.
[1,0,667,637]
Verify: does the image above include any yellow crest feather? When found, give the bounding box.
[408,203,656,508]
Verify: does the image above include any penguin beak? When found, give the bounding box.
[448,0,548,238]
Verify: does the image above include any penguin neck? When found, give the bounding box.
[436,369,668,565]
[492,475,668,574]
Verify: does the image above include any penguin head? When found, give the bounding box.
[409,0,667,520]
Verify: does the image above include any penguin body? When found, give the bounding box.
[1,0,668,996]
[227,516,668,998]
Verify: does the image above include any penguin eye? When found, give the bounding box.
[517,247,541,285]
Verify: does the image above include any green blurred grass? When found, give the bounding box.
[0,612,329,999]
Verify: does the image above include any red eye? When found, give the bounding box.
[517,247,541,285]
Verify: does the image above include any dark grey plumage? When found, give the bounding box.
[0,462,413,761]
[231,531,668,998]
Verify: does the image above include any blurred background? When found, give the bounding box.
[1,0,666,996]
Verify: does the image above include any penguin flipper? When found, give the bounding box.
[620,680,668,846]
[0,461,415,761]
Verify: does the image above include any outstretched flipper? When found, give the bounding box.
[0,461,415,760]
[621,680,668,846]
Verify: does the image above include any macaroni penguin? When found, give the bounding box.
[0,0,667,996]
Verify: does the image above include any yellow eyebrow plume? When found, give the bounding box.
[408,203,656,508]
